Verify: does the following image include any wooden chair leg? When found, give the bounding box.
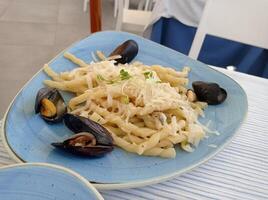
[90,0,102,33]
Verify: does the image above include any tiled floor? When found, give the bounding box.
[0,0,116,116]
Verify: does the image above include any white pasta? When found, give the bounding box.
[43,52,208,158]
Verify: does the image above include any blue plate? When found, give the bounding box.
[0,163,103,200]
[2,31,247,189]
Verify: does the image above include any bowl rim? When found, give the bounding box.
[0,162,104,199]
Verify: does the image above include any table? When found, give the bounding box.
[0,68,268,200]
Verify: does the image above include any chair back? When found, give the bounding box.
[189,0,268,59]
[116,0,152,32]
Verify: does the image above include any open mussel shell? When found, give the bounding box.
[52,132,113,157]
[63,113,113,146]
[192,81,227,105]
[109,40,138,64]
[35,87,67,123]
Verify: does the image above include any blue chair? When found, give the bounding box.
[151,0,268,78]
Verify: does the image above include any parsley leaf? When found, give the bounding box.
[120,69,131,80]
[120,95,129,104]
[97,70,132,84]
[97,74,115,84]
[144,71,153,79]
[96,74,105,81]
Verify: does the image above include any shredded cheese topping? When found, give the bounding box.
[43,53,208,158]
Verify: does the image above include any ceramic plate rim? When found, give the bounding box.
[0,162,104,199]
[1,31,248,190]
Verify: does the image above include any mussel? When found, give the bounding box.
[51,114,113,157]
[192,81,227,105]
[109,40,139,64]
[63,113,113,146]
[35,87,67,123]
[52,132,113,157]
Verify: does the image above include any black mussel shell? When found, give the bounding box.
[52,133,113,157]
[63,114,113,146]
[109,40,138,64]
[192,81,227,105]
[35,87,67,123]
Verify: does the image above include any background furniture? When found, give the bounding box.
[147,0,268,78]
[89,0,102,33]
[115,0,152,32]
[84,0,89,12]
[86,0,153,33]
[189,0,268,59]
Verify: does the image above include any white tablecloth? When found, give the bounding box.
[1,68,268,200]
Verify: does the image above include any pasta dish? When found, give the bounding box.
[43,52,207,158]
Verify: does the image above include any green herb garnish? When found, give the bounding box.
[97,74,115,84]
[96,74,105,81]
[120,95,129,104]
[97,70,131,84]
[120,69,131,80]
[144,71,153,79]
